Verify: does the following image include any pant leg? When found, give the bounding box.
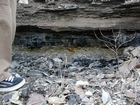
[0,0,16,81]
[10,0,17,42]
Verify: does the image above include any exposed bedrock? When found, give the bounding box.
[17,0,140,32]
[15,0,140,48]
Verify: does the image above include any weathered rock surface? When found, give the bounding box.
[15,0,140,48]
[17,0,140,32]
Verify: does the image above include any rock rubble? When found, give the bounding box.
[1,46,140,104]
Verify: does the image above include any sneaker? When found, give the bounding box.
[0,75,25,92]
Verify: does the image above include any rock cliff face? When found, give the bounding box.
[16,0,140,32]
[15,0,140,48]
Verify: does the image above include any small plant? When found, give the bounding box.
[94,28,136,67]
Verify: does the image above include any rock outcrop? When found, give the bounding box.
[17,0,140,32]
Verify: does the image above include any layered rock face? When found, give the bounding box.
[15,0,140,48]
[16,0,140,32]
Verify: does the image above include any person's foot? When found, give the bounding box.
[0,74,25,92]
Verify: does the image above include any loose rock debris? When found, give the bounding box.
[1,46,140,105]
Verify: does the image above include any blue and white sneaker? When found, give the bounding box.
[0,75,25,92]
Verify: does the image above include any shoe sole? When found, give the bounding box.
[0,79,25,92]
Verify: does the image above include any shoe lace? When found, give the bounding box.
[5,76,14,82]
